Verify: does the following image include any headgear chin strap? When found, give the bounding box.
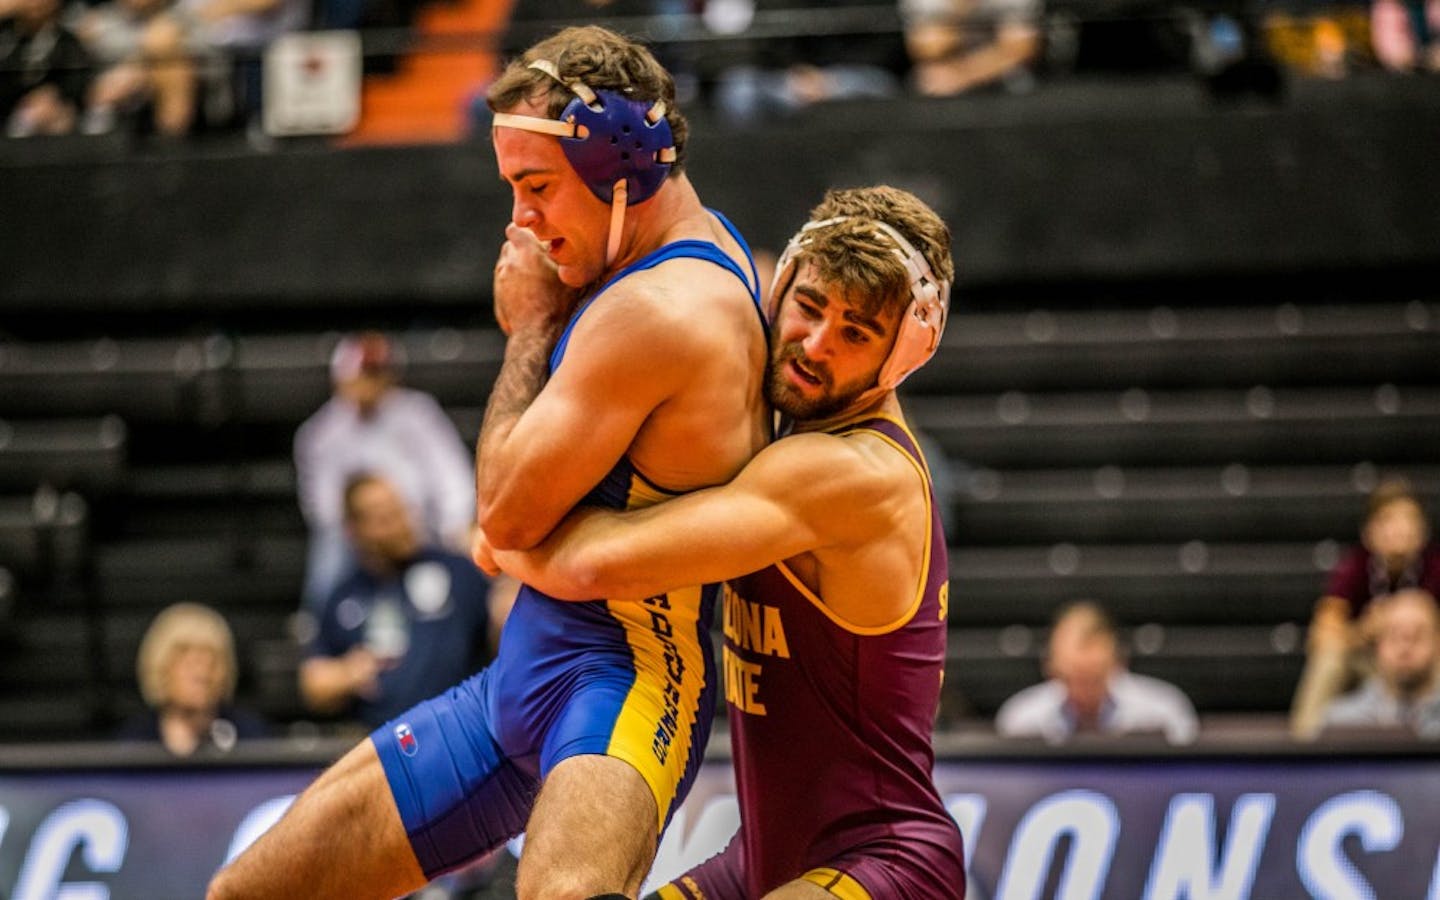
[769,216,951,392]
[492,60,677,266]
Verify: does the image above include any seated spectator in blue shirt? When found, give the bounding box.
[996,600,1199,744]
[1321,588,1440,739]
[299,473,501,729]
[118,602,271,756]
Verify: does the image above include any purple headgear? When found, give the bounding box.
[557,89,674,205]
[492,60,678,264]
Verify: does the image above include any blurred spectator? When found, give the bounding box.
[294,331,475,611]
[1371,0,1440,70]
[467,0,698,131]
[902,0,1041,97]
[1,0,94,137]
[996,600,1199,744]
[1291,478,1440,738]
[1320,588,1440,738]
[75,0,202,136]
[175,0,307,122]
[1047,0,1195,76]
[179,0,305,55]
[709,0,909,124]
[500,0,690,58]
[118,602,271,756]
[491,0,698,101]
[1261,3,1371,79]
[299,473,504,729]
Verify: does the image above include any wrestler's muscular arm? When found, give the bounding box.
[484,431,924,625]
[476,225,712,551]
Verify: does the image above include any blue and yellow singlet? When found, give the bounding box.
[372,210,763,879]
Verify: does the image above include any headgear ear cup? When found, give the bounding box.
[556,91,675,205]
[870,220,949,390]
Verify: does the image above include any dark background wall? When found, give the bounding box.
[2,73,1438,742]
[3,77,1439,316]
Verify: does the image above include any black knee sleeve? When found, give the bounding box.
[585,895,632,900]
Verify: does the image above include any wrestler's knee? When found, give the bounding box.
[516,869,613,900]
[515,840,632,899]
[204,864,240,900]
[515,820,652,900]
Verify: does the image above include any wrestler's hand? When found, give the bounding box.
[471,528,502,577]
[493,223,581,336]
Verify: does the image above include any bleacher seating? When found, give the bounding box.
[0,293,1436,737]
[902,301,1440,718]
[224,330,502,425]
[0,611,100,739]
[913,301,1439,392]
[911,384,1440,468]
[949,463,1440,544]
[0,487,88,583]
[0,417,127,492]
[0,567,13,634]
[0,337,221,423]
[944,623,1304,721]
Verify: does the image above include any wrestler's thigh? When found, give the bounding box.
[517,753,660,899]
[208,740,423,900]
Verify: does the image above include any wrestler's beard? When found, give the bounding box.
[764,342,870,421]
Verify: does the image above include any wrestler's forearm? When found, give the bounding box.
[493,467,814,602]
[490,508,633,601]
[475,322,560,545]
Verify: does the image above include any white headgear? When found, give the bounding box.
[768,216,950,390]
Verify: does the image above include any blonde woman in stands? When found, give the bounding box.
[117,602,270,757]
[1292,478,1440,739]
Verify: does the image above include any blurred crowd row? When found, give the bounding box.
[3,0,1438,140]
[121,332,1440,761]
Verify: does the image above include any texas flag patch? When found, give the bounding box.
[395,722,418,757]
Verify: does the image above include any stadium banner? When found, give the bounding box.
[0,743,1436,898]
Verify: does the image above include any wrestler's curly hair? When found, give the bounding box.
[798,186,954,321]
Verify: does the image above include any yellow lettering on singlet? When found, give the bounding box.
[722,587,791,658]
[722,645,767,715]
[742,598,763,652]
[763,604,790,658]
[938,581,950,622]
[722,588,742,645]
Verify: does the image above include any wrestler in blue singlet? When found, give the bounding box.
[372,210,763,878]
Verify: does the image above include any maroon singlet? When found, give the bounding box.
[717,414,965,899]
